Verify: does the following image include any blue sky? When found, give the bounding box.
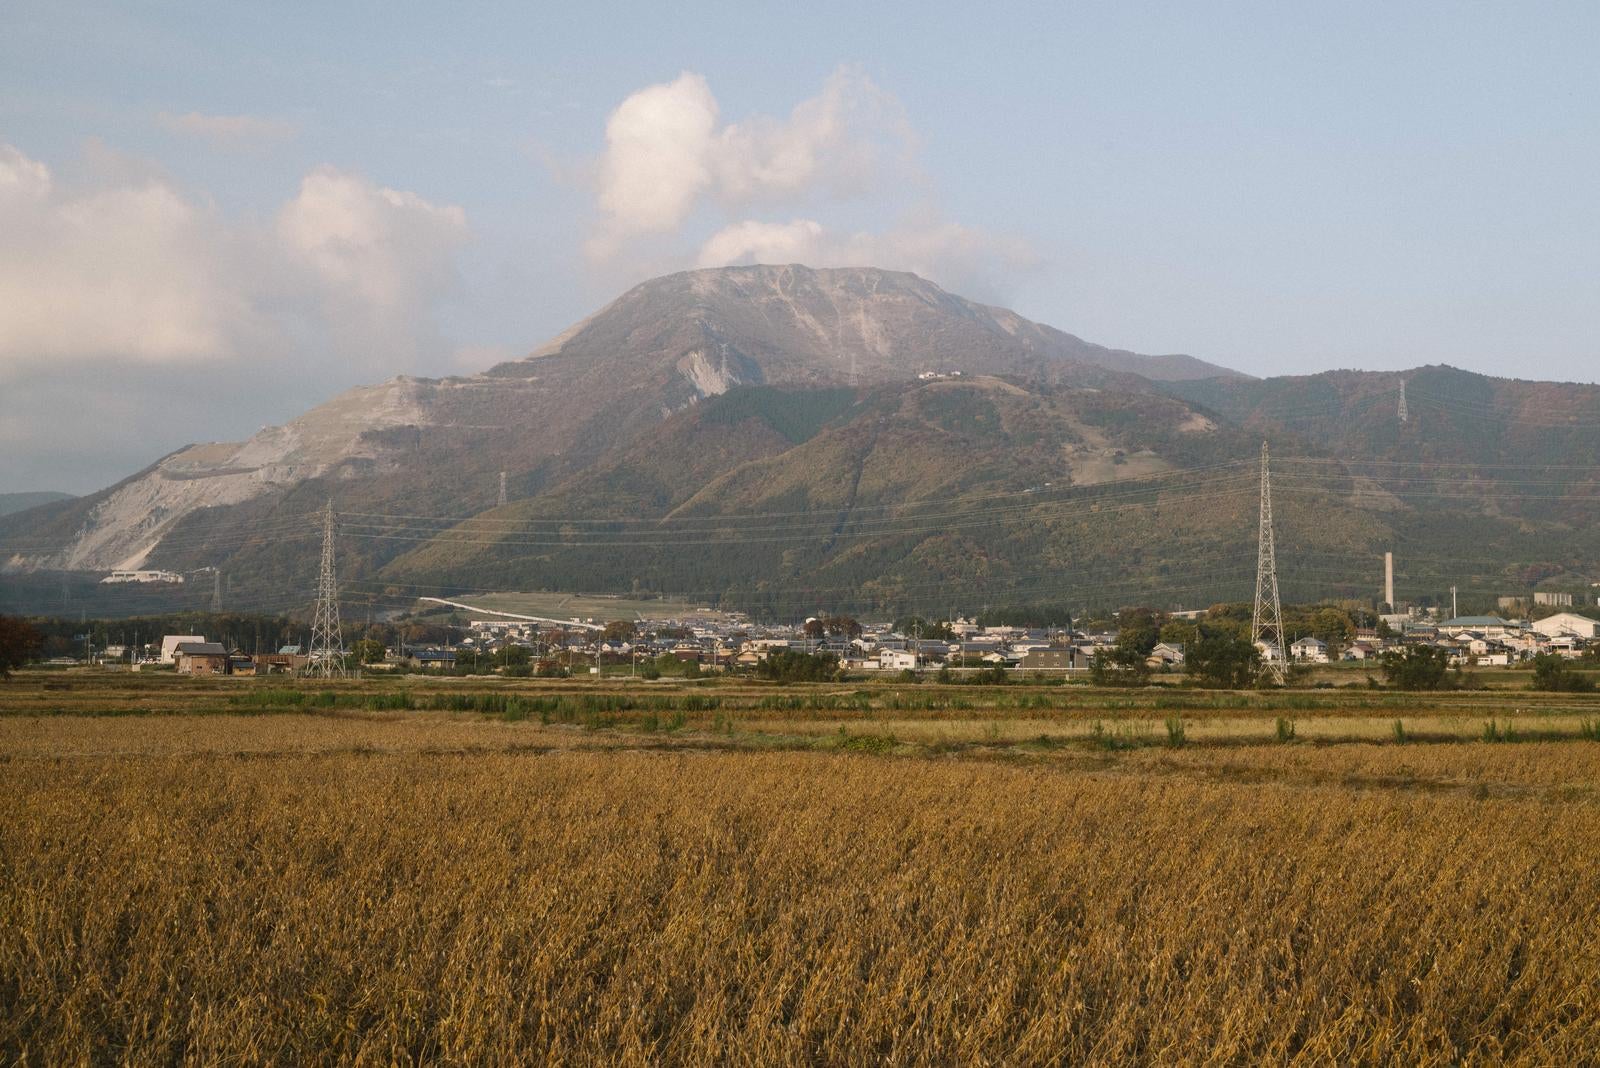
[3,2,1598,492]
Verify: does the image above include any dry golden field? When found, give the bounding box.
[4,671,1600,1064]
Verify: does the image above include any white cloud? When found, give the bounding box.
[589,69,1030,299]
[278,168,469,354]
[711,67,913,205]
[589,71,719,257]
[0,143,52,202]
[0,143,468,380]
[156,110,298,146]
[589,66,914,259]
[695,218,826,267]
[0,150,248,365]
[0,141,473,492]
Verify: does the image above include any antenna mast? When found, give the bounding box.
[1251,442,1287,685]
[308,501,347,678]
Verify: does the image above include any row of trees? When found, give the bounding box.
[1089,619,1262,689]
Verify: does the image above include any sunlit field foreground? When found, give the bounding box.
[4,675,1600,1063]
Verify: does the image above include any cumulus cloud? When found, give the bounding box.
[591,72,719,252]
[0,141,469,491]
[589,67,915,257]
[589,68,1030,299]
[0,144,467,379]
[0,145,249,365]
[156,110,298,146]
[711,67,913,205]
[278,168,470,362]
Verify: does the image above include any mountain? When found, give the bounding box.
[0,492,73,518]
[4,266,1598,619]
[0,266,1240,587]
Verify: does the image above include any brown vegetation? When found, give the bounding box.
[4,677,1600,1063]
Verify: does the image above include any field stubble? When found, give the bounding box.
[4,674,1600,1063]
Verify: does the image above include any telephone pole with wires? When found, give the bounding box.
[308,501,347,677]
[1251,442,1287,685]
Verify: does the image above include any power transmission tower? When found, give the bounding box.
[1251,442,1287,685]
[210,568,223,612]
[308,501,347,677]
[498,470,508,508]
[1398,379,1408,423]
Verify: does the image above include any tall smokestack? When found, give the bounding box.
[1385,552,1394,610]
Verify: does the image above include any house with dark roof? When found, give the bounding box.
[174,642,230,676]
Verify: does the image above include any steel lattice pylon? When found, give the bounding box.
[308,501,347,678]
[1251,442,1287,685]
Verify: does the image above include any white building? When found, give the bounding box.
[879,649,918,671]
[101,569,184,585]
[159,635,207,663]
[1290,636,1330,664]
[1532,613,1598,640]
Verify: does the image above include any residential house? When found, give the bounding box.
[1020,648,1078,673]
[1147,642,1186,669]
[253,649,311,674]
[174,642,230,676]
[413,650,458,670]
[160,635,208,664]
[668,642,704,664]
[1545,635,1587,659]
[879,649,918,671]
[1290,637,1329,664]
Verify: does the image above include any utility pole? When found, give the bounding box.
[1452,585,1458,619]
[308,501,347,678]
[1251,442,1287,685]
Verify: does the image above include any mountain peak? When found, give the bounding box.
[499,262,1244,386]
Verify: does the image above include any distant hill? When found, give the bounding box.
[0,492,73,518]
[300,368,1600,615]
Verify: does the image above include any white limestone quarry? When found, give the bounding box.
[14,377,434,573]
[678,349,742,398]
